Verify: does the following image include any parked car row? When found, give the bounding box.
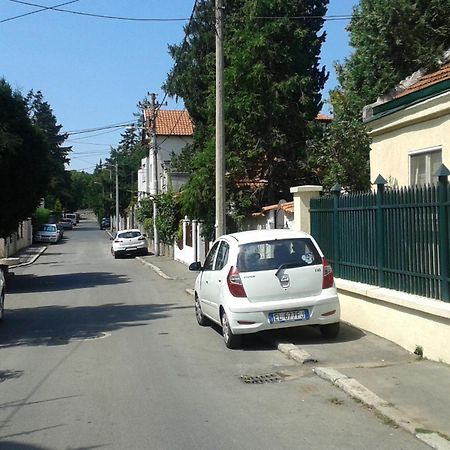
[33,212,80,244]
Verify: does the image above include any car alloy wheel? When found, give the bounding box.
[221,311,240,349]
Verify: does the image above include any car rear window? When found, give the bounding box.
[237,238,321,273]
[118,231,141,239]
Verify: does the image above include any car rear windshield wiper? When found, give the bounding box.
[275,262,303,277]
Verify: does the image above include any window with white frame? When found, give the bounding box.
[409,147,442,186]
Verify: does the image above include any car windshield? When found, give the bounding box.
[117,231,141,239]
[237,238,321,272]
[40,225,56,232]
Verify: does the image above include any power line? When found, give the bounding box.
[1,0,80,24]
[5,1,353,24]
[65,121,135,135]
[7,0,191,22]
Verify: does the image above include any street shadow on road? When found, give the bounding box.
[6,272,130,294]
[0,302,178,348]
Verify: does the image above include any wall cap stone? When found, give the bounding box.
[290,185,323,194]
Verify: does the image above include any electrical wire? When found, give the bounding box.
[65,121,135,135]
[1,0,80,23]
[5,0,351,24]
[7,0,191,22]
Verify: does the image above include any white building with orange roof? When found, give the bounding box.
[363,54,450,187]
[138,109,194,198]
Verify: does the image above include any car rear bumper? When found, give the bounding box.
[225,294,340,335]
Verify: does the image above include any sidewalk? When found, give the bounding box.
[2,244,47,270]
[138,254,450,450]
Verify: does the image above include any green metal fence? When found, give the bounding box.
[310,168,450,302]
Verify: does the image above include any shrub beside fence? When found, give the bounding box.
[310,167,450,302]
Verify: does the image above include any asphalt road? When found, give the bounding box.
[0,220,429,450]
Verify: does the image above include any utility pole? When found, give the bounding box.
[115,160,119,232]
[215,0,226,239]
[149,93,160,256]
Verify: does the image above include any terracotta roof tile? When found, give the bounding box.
[395,63,450,99]
[316,113,333,122]
[144,109,194,136]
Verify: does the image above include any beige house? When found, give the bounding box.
[363,60,450,186]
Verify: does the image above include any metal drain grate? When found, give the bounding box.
[240,373,283,384]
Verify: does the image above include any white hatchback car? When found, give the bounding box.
[189,229,340,348]
[34,224,60,244]
[111,229,149,258]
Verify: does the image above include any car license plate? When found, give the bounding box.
[126,247,137,251]
[268,310,309,324]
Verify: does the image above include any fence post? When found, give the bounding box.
[374,175,386,287]
[436,164,450,302]
[330,183,341,277]
[289,185,323,233]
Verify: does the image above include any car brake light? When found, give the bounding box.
[227,266,247,298]
[322,257,334,289]
[138,236,146,240]
[115,239,123,243]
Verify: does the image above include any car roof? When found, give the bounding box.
[117,229,141,233]
[224,229,312,245]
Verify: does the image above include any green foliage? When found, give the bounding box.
[25,90,72,209]
[33,208,51,228]
[136,197,154,234]
[0,79,51,238]
[309,0,450,191]
[166,0,329,232]
[153,192,182,245]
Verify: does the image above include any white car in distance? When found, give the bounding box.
[189,229,340,349]
[111,229,149,258]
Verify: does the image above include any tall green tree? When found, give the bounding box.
[166,0,329,236]
[26,90,72,209]
[309,0,450,191]
[0,80,51,237]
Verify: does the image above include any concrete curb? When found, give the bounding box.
[313,367,450,450]
[136,257,175,280]
[277,343,317,364]
[9,246,47,269]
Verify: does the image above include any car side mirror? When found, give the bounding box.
[189,261,202,271]
[110,237,114,240]
[143,234,147,238]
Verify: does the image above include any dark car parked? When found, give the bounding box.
[100,217,111,230]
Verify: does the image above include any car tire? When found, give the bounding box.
[113,251,118,259]
[194,295,209,326]
[0,290,5,322]
[320,322,340,339]
[221,310,241,349]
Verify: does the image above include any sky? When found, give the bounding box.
[0,0,359,173]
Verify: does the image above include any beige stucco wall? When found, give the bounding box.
[337,279,450,364]
[369,91,450,186]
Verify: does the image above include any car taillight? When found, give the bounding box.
[138,236,146,240]
[115,239,123,243]
[227,266,247,298]
[322,257,334,289]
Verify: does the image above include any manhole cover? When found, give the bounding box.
[240,373,283,384]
